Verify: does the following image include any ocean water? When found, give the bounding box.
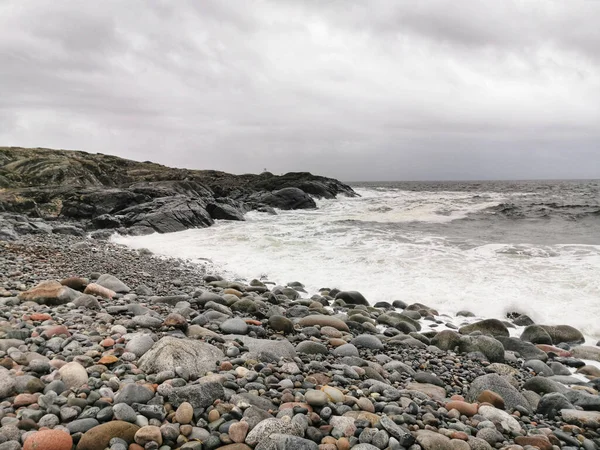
[113,180,600,339]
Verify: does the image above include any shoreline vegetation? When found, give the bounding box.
[1,148,600,450]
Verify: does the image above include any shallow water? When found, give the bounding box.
[113,180,600,339]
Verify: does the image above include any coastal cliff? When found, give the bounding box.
[0,147,356,239]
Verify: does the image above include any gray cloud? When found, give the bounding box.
[0,0,598,180]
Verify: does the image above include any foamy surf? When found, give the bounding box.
[113,184,600,339]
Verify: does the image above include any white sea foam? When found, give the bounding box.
[113,187,600,339]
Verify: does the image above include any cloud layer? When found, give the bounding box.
[1,0,599,180]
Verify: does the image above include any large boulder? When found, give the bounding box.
[459,319,509,337]
[431,330,462,351]
[206,202,245,221]
[496,336,548,362]
[540,325,585,345]
[256,187,316,210]
[458,335,505,363]
[120,195,214,233]
[467,373,532,412]
[335,291,369,306]
[138,336,223,375]
[520,325,552,345]
[95,274,130,293]
[18,281,80,306]
[223,335,297,360]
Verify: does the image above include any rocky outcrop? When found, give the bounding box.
[0,147,357,238]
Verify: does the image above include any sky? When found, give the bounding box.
[1,1,599,181]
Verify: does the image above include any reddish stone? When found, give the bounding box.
[515,435,553,450]
[13,393,38,407]
[477,390,505,409]
[450,431,469,441]
[98,355,119,365]
[28,313,52,321]
[101,338,115,347]
[445,400,478,416]
[23,429,72,450]
[279,402,313,412]
[41,325,70,339]
[245,319,262,326]
[535,344,572,357]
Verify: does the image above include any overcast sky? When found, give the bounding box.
[1,1,599,181]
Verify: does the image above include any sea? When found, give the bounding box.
[113,180,600,340]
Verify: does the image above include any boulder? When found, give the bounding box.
[95,274,130,293]
[496,336,548,362]
[458,335,505,363]
[459,319,509,337]
[245,418,303,446]
[138,336,223,375]
[431,330,461,351]
[224,335,297,360]
[540,325,585,345]
[120,195,214,233]
[537,393,575,419]
[18,281,79,306]
[168,382,225,408]
[520,325,553,345]
[467,374,531,412]
[257,187,316,210]
[335,291,369,306]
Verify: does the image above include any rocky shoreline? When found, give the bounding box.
[1,233,600,450]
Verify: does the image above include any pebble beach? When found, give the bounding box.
[2,233,600,450]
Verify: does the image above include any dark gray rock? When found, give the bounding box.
[522,376,568,395]
[496,336,548,362]
[167,382,225,408]
[520,325,552,345]
[296,341,329,355]
[537,392,575,419]
[458,335,504,363]
[351,334,384,350]
[523,359,554,377]
[335,290,369,306]
[467,373,532,412]
[114,383,154,405]
[540,325,585,345]
[459,319,509,337]
[256,187,316,210]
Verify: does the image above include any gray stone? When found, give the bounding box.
[333,343,359,357]
[0,371,16,398]
[431,330,461,351]
[537,392,575,419]
[335,291,369,306]
[520,325,552,345]
[379,416,415,447]
[296,341,329,355]
[96,274,131,293]
[113,403,137,423]
[167,382,225,408]
[458,335,504,363]
[496,336,548,362]
[125,334,154,357]
[351,334,384,350]
[255,434,318,450]
[115,383,154,405]
[245,418,303,446]
[459,319,509,337]
[220,318,249,335]
[72,294,101,309]
[540,324,585,345]
[138,336,223,375]
[522,376,568,395]
[224,335,296,360]
[467,373,532,412]
[523,359,554,377]
[415,429,451,449]
[67,418,100,434]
